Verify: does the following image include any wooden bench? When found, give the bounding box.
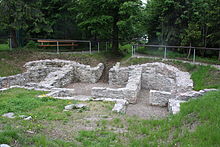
[37,39,78,53]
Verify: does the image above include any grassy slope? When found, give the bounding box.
[0,49,115,77]
[0,50,220,146]
[0,89,219,146]
[136,47,220,65]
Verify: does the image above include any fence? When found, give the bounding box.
[31,38,111,54]
[132,44,220,63]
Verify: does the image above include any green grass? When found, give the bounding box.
[191,66,220,90]
[136,46,220,65]
[0,44,9,51]
[0,61,22,77]
[65,91,220,146]
[0,49,220,146]
[0,88,74,121]
[0,87,220,146]
[76,130,118,147]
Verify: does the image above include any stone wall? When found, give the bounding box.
[92,67,142,103]
[149,90,173,107]
[109,62,130,87]
[0,59,104,89]
[108,62,193,94]
[100,62,194,106]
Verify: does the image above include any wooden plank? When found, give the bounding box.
[39,44,78,47]
[38,40,76,43]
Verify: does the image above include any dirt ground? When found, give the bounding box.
[126,90,168,119]
[66,82,121,96]
[66,82,168,119]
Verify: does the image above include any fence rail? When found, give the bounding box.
[132,44,220,63]
[29,38,112,54]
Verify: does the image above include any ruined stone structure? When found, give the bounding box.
[0,59,104,89]
[0,59,217,114]
[92,62,217,114]
[92,62,193,104]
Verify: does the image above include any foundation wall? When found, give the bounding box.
[0,59,104,89]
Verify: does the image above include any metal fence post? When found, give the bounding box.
[9,38,12,51]
[57,41,59,54]
[132,45,134,57]
[106,42,107,51]
[218,50,220,61]
[89,41,92,54]
[164,46,167,59]
[98,42,100,53]
[193,48,196,63]
[134,45,136,56]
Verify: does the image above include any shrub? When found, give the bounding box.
[119,44,132,56]
[25,40,39,49]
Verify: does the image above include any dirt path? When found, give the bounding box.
[126,90,168,119]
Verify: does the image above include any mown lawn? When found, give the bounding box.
[0,88,220,146]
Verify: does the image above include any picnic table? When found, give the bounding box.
[38,39,78,54]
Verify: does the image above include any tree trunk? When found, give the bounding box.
[10,29,18,48]
[112,13,119,53]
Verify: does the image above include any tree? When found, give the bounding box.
[75,0,143,52]
[0,0,48,48]
[145,0,220,48]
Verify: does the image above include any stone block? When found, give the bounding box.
[168,99,186,114]
[149,90,173,106]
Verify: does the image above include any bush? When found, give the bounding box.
[25,40,39,48]
[119,44,132,56]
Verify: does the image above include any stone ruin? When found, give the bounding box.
[0,59,217,115]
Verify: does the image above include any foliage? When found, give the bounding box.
[119,44,132,56]
[0,0,49,48]
[75,0,145,51]
[144,0,220,48]
[25,40,39,49]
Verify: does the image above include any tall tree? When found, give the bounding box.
[145,0,220,49]
[0,0,48,48]
[75,0,143,52]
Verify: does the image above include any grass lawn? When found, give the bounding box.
[0,44,10,51]
[0,88,220,146]
[136,46,220,65]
